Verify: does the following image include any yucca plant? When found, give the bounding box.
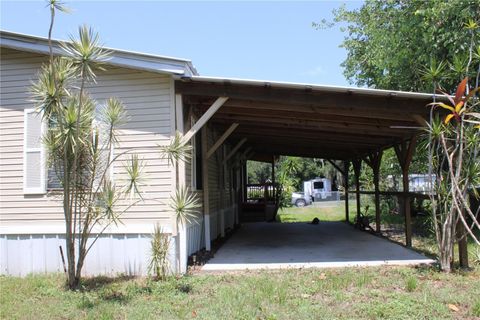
[169,186,201,225]
[31,2,145,289]
[159,130,200,226]
[157,124,200,274]
[148,225,171,281]
[159,131,192,166]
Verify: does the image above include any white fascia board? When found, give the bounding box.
[0,30,198,76]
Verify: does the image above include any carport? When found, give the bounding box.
[174,76,447,270]
[203,222,434,271]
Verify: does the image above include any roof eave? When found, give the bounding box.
[0,30,199,76]
[180,75,442,101]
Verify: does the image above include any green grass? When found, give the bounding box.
[277,203,358,223]
[1,266,479,319]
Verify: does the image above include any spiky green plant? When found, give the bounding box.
[420,59,447,85]
[148,225,171,281]
[32,3,145,289]
[123,154,145,200]
[424,20,480,271]
[169,186,201,225]
[61,25,110,81]
[158,131,192,166]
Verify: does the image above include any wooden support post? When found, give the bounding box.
[219,145,226,238]
[175,94,188,273]
[394,137,417,247]
[457,214,469,268]
[201,126,211,251]
[235,160,241,225]
[402,168,412,247]
[373,160,381,233]
[271,156,276,203]
[242,161,248,203]
[344,161,350,223]
[352,159,362,223]
[364,151,383,233]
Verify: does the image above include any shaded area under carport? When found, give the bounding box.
[202,222,435,271]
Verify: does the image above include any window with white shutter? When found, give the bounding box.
[23,109,46,194]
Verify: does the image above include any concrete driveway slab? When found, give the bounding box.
[202,222,435,271]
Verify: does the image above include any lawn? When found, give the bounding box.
[2,204,478,319]
[276,203,353,223]
[1,266,479,319]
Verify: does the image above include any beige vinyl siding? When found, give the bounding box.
[0,48,175,232]
[205,126,237,239]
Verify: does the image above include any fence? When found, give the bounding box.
[246,183,275,202]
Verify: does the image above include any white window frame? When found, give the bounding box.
[23,106,115,194]
[91,120,115,190]
[23,108,46,194]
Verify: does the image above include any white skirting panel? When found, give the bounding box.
[210,213,218,240]
[184,205,237,257]
[186,217,204,256]
[225,205,235,230]
[0,233,177,277]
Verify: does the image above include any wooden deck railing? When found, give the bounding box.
[246,183,276,203]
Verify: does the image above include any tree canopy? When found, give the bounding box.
[334,0,480,92]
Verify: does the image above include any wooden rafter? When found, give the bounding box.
[197,104,419,127]
[175,81,432,118]
[222,138,247,165]
[221,125,395,145]
[206,123,239,159]
[182,96,228,144]
[212,115,409,137]
[326,159,345,176]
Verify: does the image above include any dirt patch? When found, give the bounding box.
[187,226,239,273]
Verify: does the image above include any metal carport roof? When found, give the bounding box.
[175,75,446,160]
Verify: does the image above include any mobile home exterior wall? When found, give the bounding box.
[0,47,178,275]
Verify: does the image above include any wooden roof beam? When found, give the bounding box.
[212,117,409,138]
[176,81,431,116]
[192,99,426,122]
[182,96,228,143]
[206,123,238,159]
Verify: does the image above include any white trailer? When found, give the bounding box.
[304,178,332,202]
[292,177,333,207]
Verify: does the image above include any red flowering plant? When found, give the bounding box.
[429,77,479,126]
[425,20,480,273]
[427,77,480,272]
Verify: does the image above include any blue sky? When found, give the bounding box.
[1,1,363,86]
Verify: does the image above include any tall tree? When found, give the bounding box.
[331,0,480,272]
[333,0,480,92]
[32,2,145,289]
